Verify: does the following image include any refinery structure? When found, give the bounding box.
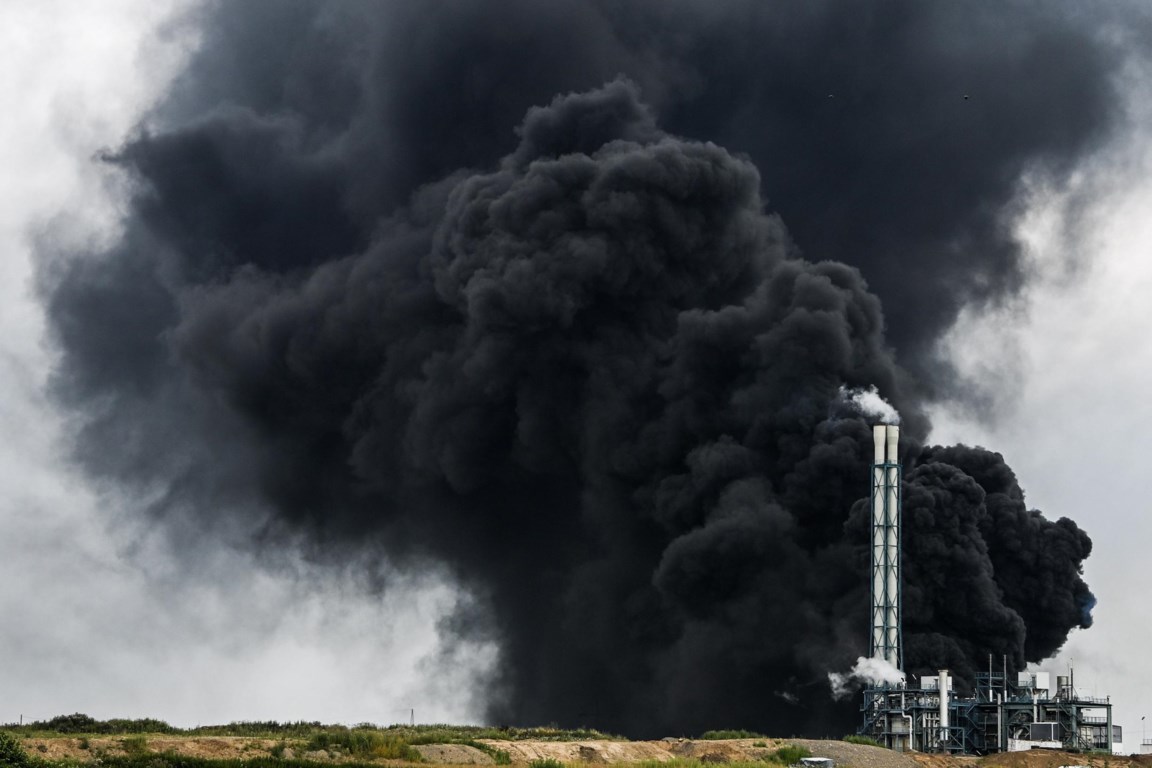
[858,425,1120,755]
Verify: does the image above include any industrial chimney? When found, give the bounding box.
[870,424,901,670]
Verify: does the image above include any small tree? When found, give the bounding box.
[0,732,30,768]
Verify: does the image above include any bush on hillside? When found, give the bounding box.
[0,731,30,768]
[27,714,176,735]
[304,730,420,761]
[771,745,812,765]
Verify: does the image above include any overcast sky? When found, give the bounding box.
[3,0,1152,748]
[930,84,1152,747]
[0,1,487,727]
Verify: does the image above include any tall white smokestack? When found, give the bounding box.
[939,669,950,750]
[884,425,899,667]
[869,423,901,672]
[870,426,886,665]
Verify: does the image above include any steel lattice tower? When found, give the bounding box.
[870,424,902,670]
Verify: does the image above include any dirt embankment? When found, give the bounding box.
[18,736,1152,768]
[17,737,905,765]
[21,737,283,762]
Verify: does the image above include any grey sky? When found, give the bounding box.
[930,67,1152,747]
[0,1,485,727]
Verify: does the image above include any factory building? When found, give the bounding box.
[858,425,1119,755]
[861,666,1119,754]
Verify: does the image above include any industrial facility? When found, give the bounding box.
[858,425,1120,755]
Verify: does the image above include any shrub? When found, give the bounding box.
[191,722,324,738]
[44,714,101,734]
[107,719,177,735]
[469,743,512,765]
[25,714,176,736]
[120,736,149,756]
[304,730,420,761]
[770,745,811,765]
[842,735,882,747]
[0,732,30,768]
[528,759,566,768]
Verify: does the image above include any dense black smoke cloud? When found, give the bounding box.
[39,0,1135,736]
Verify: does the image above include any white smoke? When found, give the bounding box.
[839,385,901,425]
[828,656,907,700]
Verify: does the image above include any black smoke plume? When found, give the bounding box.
[40,0,1133,736]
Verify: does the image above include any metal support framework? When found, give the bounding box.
[861,666,1118,754]
[870,425,902,670]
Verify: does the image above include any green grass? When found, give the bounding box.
[0,717,620,743]
[464,742,511,764]
[188,723,326,738]
[841,735,882,747]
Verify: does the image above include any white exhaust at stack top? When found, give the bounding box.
[870,424,902,674]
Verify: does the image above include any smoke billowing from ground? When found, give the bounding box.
[38,0,1134,736]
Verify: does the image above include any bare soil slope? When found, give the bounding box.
[18,736,1152,768]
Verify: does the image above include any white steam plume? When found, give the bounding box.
[839,385,900,425]
[828,656,906,700]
